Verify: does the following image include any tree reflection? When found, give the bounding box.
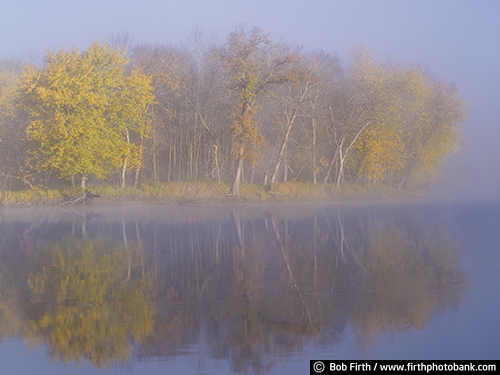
[0,205,467,372]
[24,235,154,368]
[350,216,466,351]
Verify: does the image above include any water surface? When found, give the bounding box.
[0,202,498,374]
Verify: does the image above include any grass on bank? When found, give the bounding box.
[0,181,422,206]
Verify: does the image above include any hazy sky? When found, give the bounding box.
[1,0,499,200]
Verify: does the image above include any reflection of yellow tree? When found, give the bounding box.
[351,221,467,351]
[0,274,23,340]
[25,236,154,368]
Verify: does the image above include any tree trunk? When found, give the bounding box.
[134,167,140,188]
[336,142,345,186]
[323,151,337,184]
[213,144,221,184]
[121,158,127,189]
[153,147,157,183]
[152,125,158,183]
[312,116,317,185]
[324,121,371,185]
[268,83,306,192]
[230,147,244,196]
[268,122,293,192]
[81,175,86,190]
[283,146,288,183]
[121,127,130,189]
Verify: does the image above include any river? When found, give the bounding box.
[0,201,498,374]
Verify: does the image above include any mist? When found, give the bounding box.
[2,4,500,374]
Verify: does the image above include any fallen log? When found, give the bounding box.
[61,190,101,206]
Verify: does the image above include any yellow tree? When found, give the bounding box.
[20,42,154,189]
[348,48,410,184]
[115,69,155,188]
[346,46,465,188]
[353,59,465,187]
[397,77,465,188]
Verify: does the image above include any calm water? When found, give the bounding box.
[0,202,498,374]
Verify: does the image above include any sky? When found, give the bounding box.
[1,0,499,200]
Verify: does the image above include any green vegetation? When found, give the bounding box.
[0,27,465,199]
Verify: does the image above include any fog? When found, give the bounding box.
[1,4,499,371]
[1,0,499,200]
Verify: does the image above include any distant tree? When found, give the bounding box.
[20,42,154,189]
[131,36,233,185]
[349,47,465,188]
[266,64,313,193]
[131,43,180,183]
[323,45,390,186]
[396,78,465,188]
[348,47,410,185]
[181,28,232,184]
[218,26,300,196]
[0,59,32,189]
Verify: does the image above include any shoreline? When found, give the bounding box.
[0,182,432,208]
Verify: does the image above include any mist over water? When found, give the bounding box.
[0,2,499,373]
[0,201,498,373]
[430,102,500,202]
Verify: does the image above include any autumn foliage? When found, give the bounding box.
[0,28,465,193]
[19,42,154,189]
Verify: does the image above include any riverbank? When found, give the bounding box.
[0,181,428,207]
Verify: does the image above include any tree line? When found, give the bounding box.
[0,27,466,195]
